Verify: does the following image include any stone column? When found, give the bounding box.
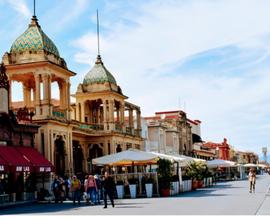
[42,74,51,103]
[136,109,141,130]
[129,108,134,128]
[8,81,12,109]
[109,100,115,130]
[58,81,64,108]
[81,101,85,123]
[120,103,125,129]
[103,100,107,130]
[76,103,80,121]
[34,74,41,116]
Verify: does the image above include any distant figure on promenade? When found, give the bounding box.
[94,174,102,204]
[248,168,256,193]
[71,175,81,205]
[102,172,115,209]
[51,176,60,203]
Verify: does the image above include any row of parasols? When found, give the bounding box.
[91,148,266,168]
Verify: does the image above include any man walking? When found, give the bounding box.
[102,172,115,208]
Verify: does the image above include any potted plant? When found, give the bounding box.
[145,177,154,198]
[157,159,172,197]
[186,161,206,190]
[128,178,138,199]
[116,180,124,199]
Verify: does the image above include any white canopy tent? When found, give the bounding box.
[258,164,267,168]
[207,159,236,168]
[92,149,158,166]
[150,152,195,167]
[243,163,257,167]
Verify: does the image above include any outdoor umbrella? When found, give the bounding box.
[150,152,195,167]
[207,159,236,168]
[243,163,257,167]
[92,149,158,166]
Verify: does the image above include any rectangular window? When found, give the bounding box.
[41,133,45,156]
[108,143,111,155]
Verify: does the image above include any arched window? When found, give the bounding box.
[116,144,122,153]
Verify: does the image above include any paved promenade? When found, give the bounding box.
[1,174,270,215]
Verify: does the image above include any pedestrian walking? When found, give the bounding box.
[248,168,256,193]
[59,177,66,203]
[71,175,81,205]
[94,174,102,204]
[85,175,98,205]
[51,176,60,203]
[102,171,115,209]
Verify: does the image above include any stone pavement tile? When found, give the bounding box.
[256,195,270,215]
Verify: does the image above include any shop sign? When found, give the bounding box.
[16,166,30,172]
[39,167,51,172]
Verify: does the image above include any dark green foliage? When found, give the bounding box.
[157,159,173,189]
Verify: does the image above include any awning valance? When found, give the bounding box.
[0,154,9,172]
[16,147,54,172]
[0,146,32,172]
[0,146,54,172]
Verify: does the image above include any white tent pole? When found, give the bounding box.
[178,165,182,193]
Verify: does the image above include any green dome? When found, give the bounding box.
[10,16,60,57]
[83,56,117,85]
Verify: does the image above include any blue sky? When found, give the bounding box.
[1,0,270,158]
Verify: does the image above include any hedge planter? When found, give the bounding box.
[129,184,137,199]
[145,183,153,198]
[116,185,124,199]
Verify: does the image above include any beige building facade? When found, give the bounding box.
[2,15,143,176]
[145,110,194,156]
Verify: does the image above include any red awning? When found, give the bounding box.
[16,147,54,173]
[0,154,9,172]
[0,146,32,172]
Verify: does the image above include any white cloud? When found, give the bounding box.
[71,0,270,154]
[7,0,31,17]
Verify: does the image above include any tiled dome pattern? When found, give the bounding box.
[83,61,117,85]
[10,24,60,57]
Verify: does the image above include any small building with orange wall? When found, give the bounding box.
[203,138,230,160]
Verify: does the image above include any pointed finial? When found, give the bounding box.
[97,9,100,56]
[95,9,103,64]
[29,0,40,27]
[34,0,36,17]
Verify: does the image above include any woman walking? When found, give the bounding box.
[85,175,98,205]
[248,168,256,193]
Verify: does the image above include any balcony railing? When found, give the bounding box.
[125,127,133,135]
[115,123,122,132]
[78,123,104,131]
[134,129,141,137]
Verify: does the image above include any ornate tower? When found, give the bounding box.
[2,14,75,176]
